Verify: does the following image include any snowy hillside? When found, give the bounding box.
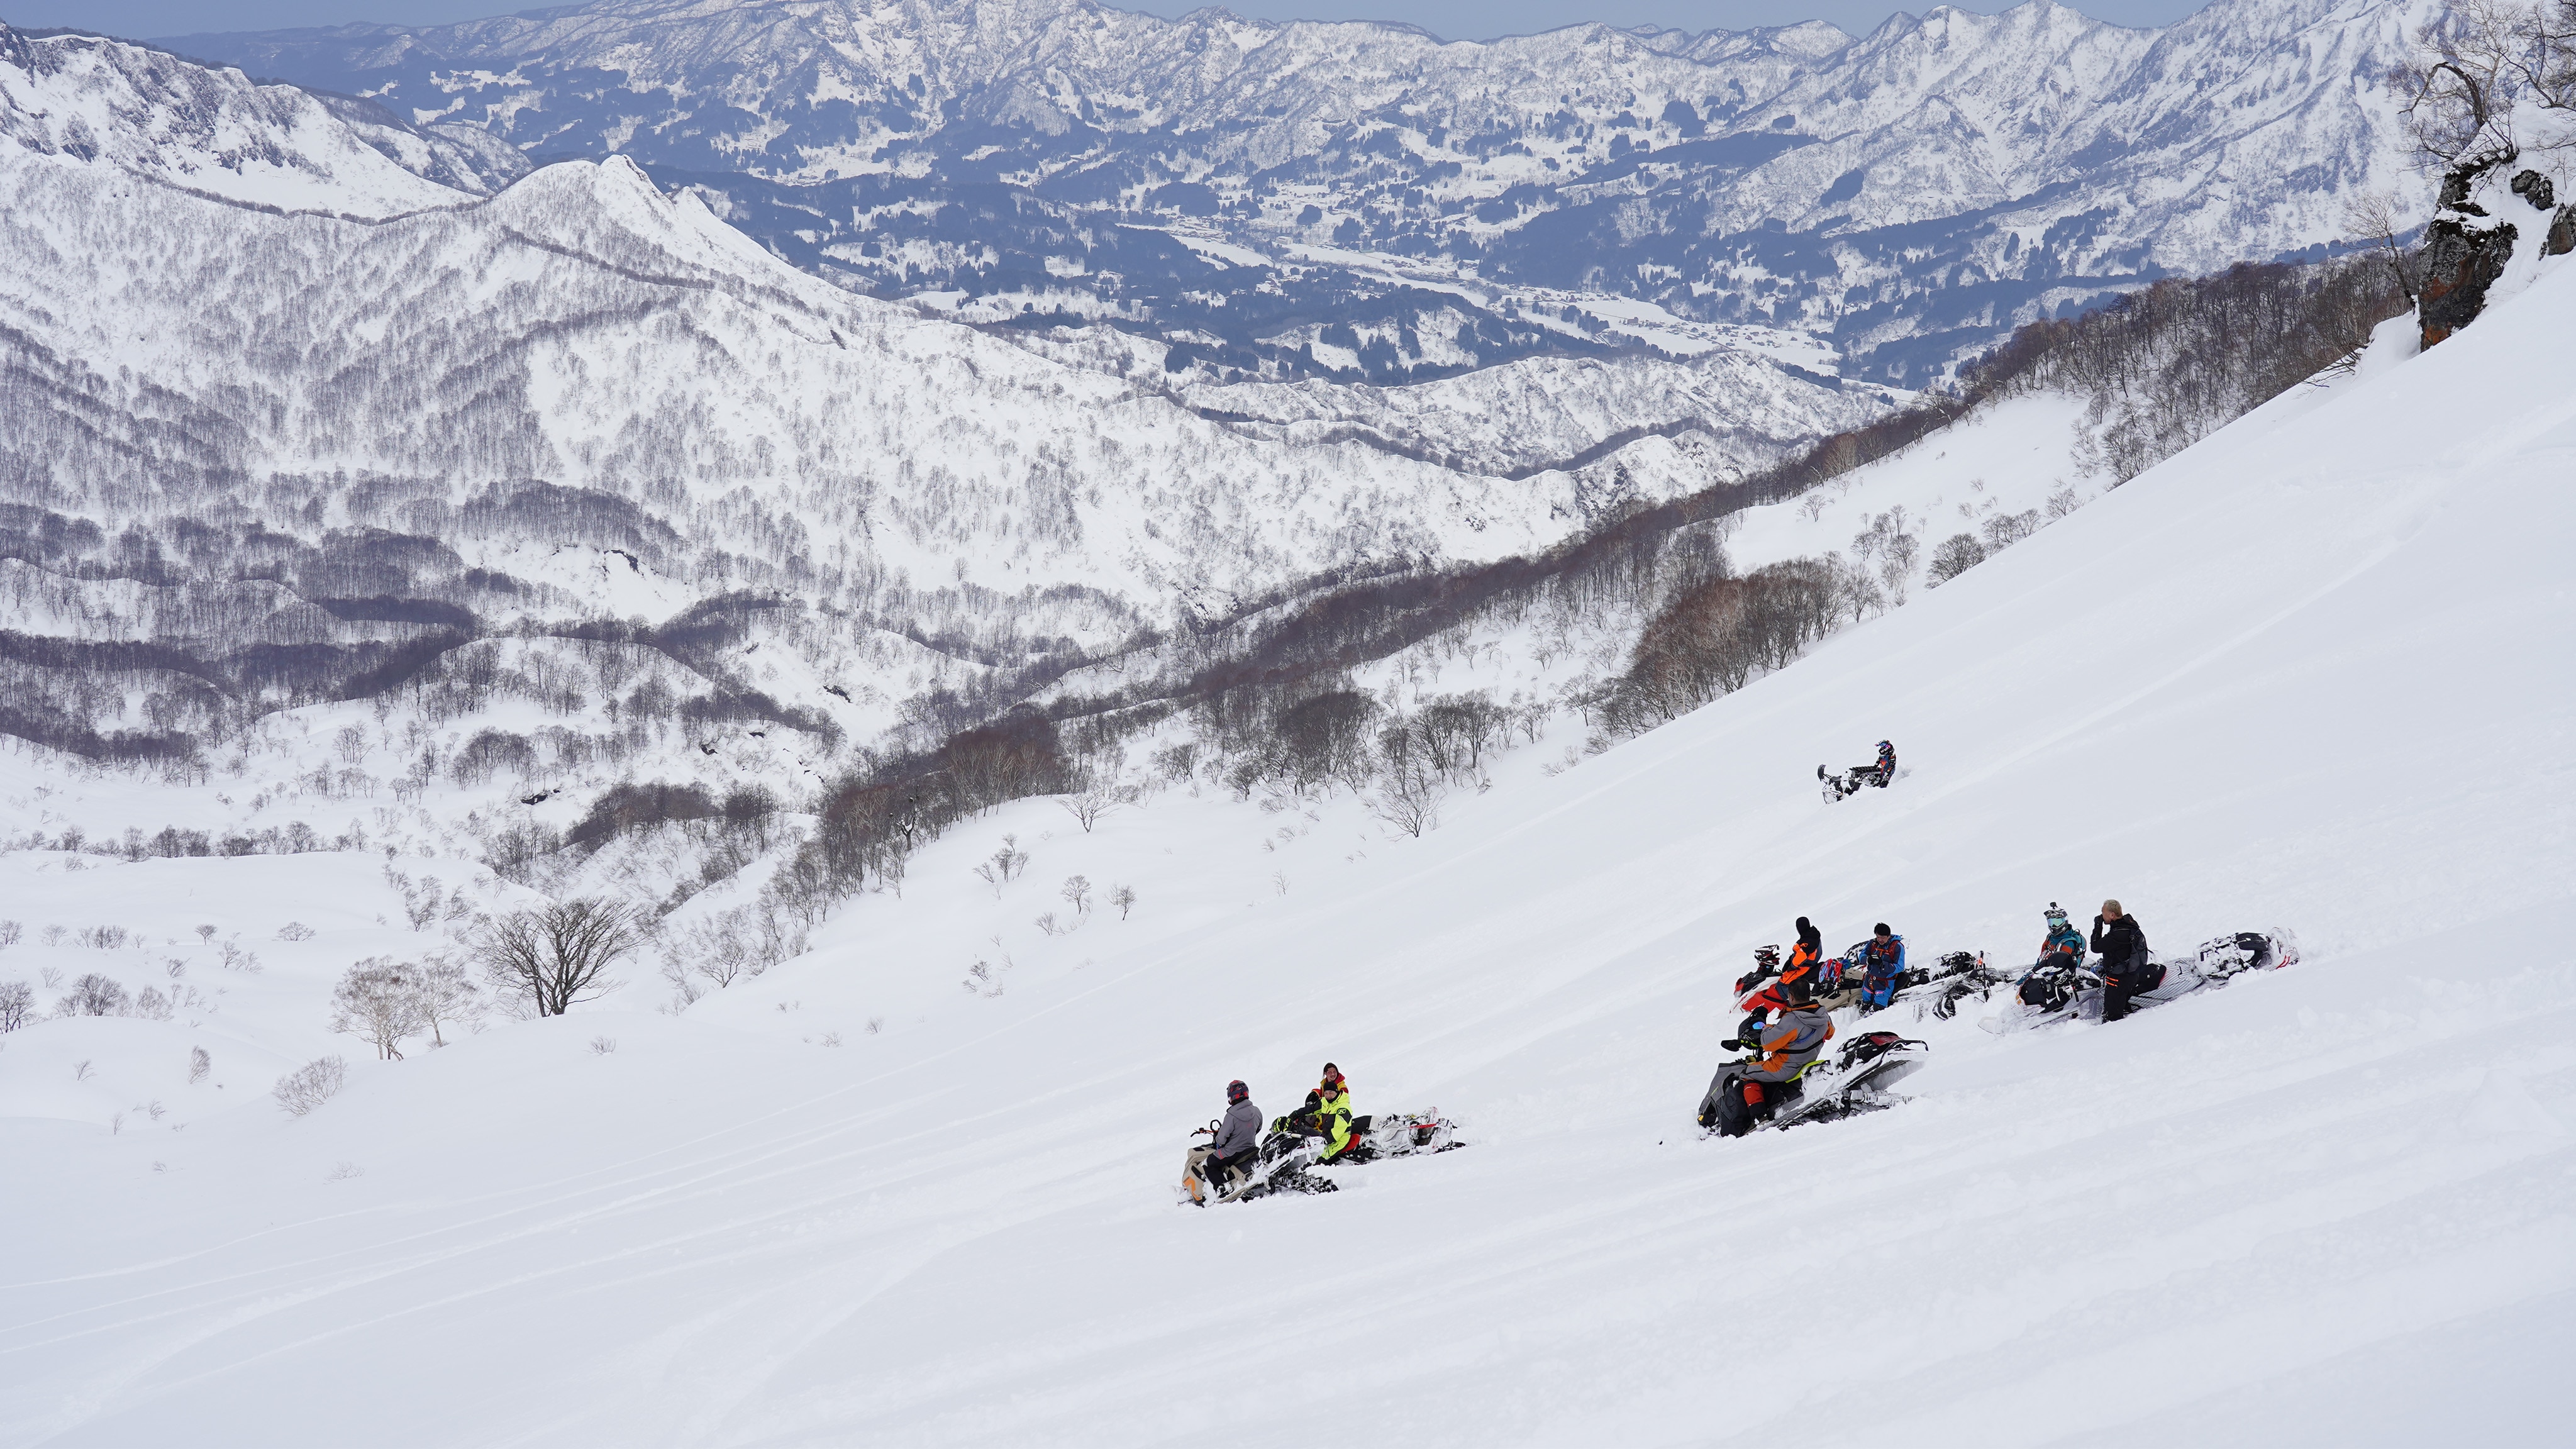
[167,0,2426,382]
[1,160,2566,1446]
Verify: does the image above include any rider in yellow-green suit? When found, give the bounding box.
[1284,1063,1359,1160]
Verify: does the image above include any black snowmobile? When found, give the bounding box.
[1981,928,2301,1032]
[1695,1031,1930,1137]
[1817,762,1890,802]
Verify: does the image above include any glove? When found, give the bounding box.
[1719,1038,1742,1052]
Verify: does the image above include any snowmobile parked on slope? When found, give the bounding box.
[1309,1109,1465,1167]
[1879,950,2012,1021]
[1695,1031,1930,1136]
[1979,928,2301,1033]
[1185,1110,1467,1205]
[1818,762,1890,802]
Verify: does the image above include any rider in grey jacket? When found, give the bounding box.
[1185,1080,1263,1205]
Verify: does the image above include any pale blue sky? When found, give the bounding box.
[5,0,2211,47]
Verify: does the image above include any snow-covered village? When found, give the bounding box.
[0,0,2568,1441]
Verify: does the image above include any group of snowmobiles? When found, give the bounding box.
[1695,902,2301,1139]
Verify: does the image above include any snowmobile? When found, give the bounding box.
[1817,762,1890,802]
[1979,928,2301,1032]
[1309,1109,1465,1167]
[1182,1118,1337,1204]
[1695,1031,1930,1137]
[1870,949,2012,1020]
[1187,1109,1465,1204]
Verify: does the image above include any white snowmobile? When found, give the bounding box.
[1186,1109,1465,1204]
[1980,928,2301,1033]
[1696,1031,1930,1137]
[1885,949,2012,1021]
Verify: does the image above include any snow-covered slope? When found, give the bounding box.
[3,170,2567,1446]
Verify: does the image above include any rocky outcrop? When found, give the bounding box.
[2419,154,2519,348]
[2518,170,2576,258]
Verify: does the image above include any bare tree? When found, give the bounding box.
[2343,191,2424,306]
[970,836,1030,896]
[1060,875,1092,914]
[1109,884,1137,919]
[272,1056,348,1116]
[475,897,644,1016]
[1058,777,1123,833]
[1370,724,1449,838]
[409,956,481,1045]
[1926,533,1986,586]
[332,958,426,1060]
[2389,0,2571,165]
[57,974,130,1017]
[189,1045,211,1083]
[0,920,21,949]
[0,980,31,1031]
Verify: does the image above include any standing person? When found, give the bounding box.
[1184,1079,1263,1206]
[1733,928,1824,1045]
[1709,975,1836,1137]
[1872,740,1896,786]
[1854,923,1907,1013]
[2091,900,2152,1023]
[1788,917,1824,972]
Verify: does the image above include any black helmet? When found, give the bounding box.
[1226,1079,1248,1104]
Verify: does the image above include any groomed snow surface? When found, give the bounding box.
[5,262,2574,1448]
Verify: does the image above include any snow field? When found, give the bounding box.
[4,208,2575,1447]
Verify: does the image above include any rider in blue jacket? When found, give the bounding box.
[1855,923,1906,1011]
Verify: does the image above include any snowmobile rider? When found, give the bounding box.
[1185,1079,1263,1206]
[1735,936,1825,1044]
[1713,974,1836,1137]
[1873,740,1896,785]
[1855,923,1907,1013]
[1282,1063,1360,1161]
[2038,904,2085,966]
[1790,916,1824,972]
[2091,900,2151,1023]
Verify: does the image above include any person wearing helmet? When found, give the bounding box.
[1854,922,1907,1012]
[1709,973,1836,1137]
[1872,740,1896,786]
[2038,903,2085,966]
[1185,1079,1264,1206]
[1733,926,1823,1045]
[2091,900,2152,1022]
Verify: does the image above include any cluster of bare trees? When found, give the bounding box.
[2390,0,2576,166]
[329,955,480,1058]
[1973,258,2407,482]
[1594,558,1862,735]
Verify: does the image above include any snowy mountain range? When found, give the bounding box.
[167,0,2426,384]
[1,14,1906,796]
